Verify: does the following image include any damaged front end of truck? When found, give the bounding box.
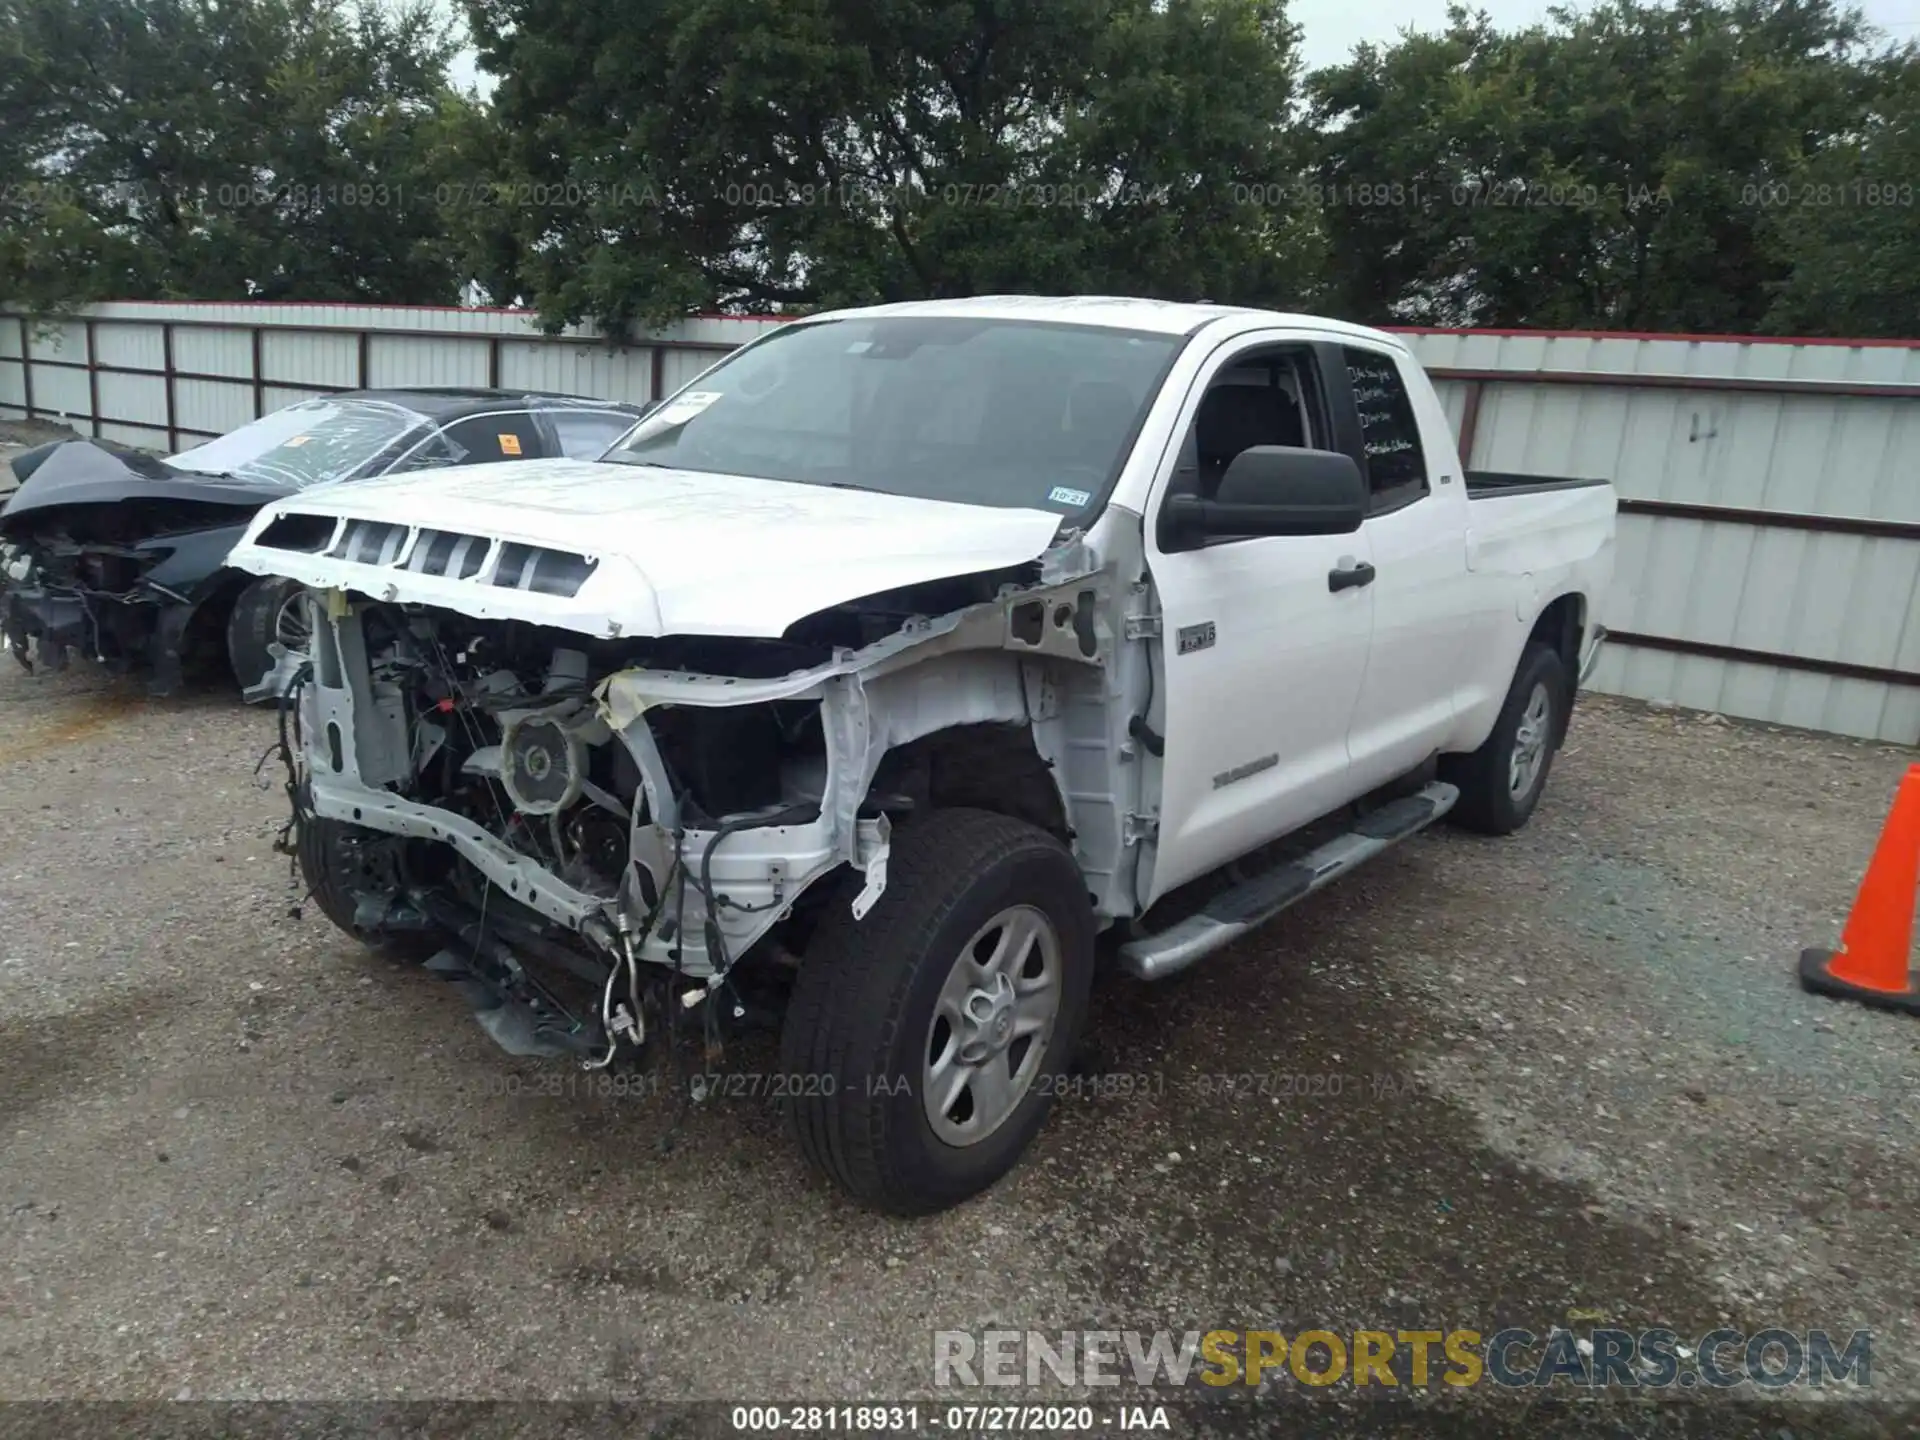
[233,484,1146,1070]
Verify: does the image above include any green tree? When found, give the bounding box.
[1762,48,1920,337]
[0,0,480,309]
[1306,0,1882,332]
[462,0,1323,330]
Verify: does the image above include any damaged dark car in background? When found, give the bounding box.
[0,389,643,695]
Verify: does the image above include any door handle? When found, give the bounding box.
[1328,561,1376,593]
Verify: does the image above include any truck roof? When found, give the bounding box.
[805,294,1408,348]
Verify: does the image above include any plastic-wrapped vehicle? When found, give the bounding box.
[0,389,643,694]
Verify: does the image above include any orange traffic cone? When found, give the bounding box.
[1799,763,1920,1015]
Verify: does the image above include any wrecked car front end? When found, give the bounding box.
[0,398,443,693]
[219,305,1199,1212]
[230,474,1141,1067]
[0,442,283,691]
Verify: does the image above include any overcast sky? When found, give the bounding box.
[1289,0,1920,67]
[449,0,1920,90]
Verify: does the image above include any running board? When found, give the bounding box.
[1119,781,1458,981]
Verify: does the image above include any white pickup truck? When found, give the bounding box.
[229,297,1614,1214]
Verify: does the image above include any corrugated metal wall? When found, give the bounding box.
[3,305,1915,742]
[0,303,773,453]
[1400,330,1920,745]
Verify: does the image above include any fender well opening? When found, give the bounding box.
[869,722,1068,842]
[1530,593,1585,740]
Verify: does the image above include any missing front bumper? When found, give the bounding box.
[1,579,200,694]
[1,582,87,671]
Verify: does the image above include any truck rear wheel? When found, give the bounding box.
[780,809,1095,1215]
[1442,640,1568,835]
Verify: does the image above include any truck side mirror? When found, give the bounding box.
[1159,446,1368,551]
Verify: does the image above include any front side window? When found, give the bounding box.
[167,399,429,489]
[387,412,549,473]
[604,317,1182,518]
[1342,347,1428,510]
[439,413,546,464]
[1173,348,1321,500]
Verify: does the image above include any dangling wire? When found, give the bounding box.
[655,829,695,1154]
[254,658,316,917]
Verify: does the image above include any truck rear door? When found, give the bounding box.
[1326,343,1478,791]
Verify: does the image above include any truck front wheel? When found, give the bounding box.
[1442,640,1569,835]
[780,809,1095,1215]
[295,811,437,959]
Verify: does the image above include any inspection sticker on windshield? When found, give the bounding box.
[1047,485,1092,508]
[656,390,722,425]
[284,435,310,447]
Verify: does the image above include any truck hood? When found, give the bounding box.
[225,458,1069,639]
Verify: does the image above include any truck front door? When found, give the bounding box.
[1141,336,1375,901]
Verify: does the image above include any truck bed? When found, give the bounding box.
[1465,471,1610,499]
[1460,469,1616,592]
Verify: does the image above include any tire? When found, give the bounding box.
[226,575,306,697]
[296,811,437,958]
[1441,641,1569,835]
[780,808,1096,1215]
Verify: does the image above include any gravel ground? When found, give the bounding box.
[0,519,1915,1433]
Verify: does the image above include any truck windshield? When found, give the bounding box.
[603,317,1180,517]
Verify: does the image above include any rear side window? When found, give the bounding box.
[1342,347,1428,511]
[549,409,639,459]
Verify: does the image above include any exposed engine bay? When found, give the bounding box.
[276,550,1141,1064]
[0,439,280,692]
[1,496,260,688]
